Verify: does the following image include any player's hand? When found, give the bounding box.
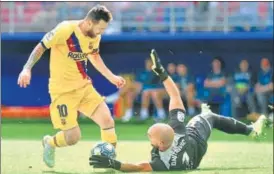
[17,68,32,88]
[110,75,126,88]
[89,155,121,170]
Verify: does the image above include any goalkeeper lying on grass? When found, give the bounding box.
[89,49,267,172]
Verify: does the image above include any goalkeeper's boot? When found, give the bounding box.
[150,49,169,82]
[42,135,55,168]
[201,103,213,115]
[250,115,267,139]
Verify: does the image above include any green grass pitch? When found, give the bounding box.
[2,140,273,174]
[1,120,273,174]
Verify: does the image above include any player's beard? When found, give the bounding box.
[87,29,97,38]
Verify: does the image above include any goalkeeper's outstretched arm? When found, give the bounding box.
[90,155,164,172]
[150,49,185,112]
[162,76,185,111]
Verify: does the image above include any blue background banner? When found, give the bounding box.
[2,33,273,106]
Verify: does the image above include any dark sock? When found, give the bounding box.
[211,115,253,135]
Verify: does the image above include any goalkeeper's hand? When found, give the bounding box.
[89,155,121,170]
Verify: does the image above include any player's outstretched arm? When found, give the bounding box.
[90,155,153,172]
[88,54,126,88]
[150,49,185,112]
[18,43,46,88]
[163,76,185,111]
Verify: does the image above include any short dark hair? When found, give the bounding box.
[212,56,225,69]
[86,5,112,23]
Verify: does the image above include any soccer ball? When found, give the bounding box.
[91,142,116,159]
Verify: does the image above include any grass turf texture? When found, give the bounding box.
[1,118,273,174]
[2,141,273,174]
[1,118,273,142]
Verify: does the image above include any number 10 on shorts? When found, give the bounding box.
[57,104,68,125]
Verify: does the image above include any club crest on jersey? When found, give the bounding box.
[45,31,55,41]
[177,111,185,122]
[68,52,88,60]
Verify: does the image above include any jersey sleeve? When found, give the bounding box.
[168,109,187,134]
[150,158,168,171]
[149,148,168,171]
[41,21,72,49]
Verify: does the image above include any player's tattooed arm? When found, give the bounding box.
[23,43,46,70]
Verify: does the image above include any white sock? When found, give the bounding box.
[122,108,133,121]
[157,108,166,119]
[140,108,149,119]
[124,108,133,117]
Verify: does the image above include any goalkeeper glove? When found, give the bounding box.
[89,155,121,170]
[150,49,169,82]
